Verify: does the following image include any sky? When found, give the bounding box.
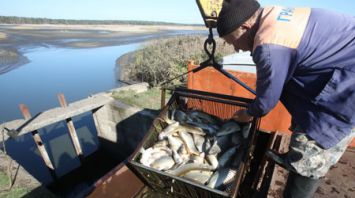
[0,0,354,24]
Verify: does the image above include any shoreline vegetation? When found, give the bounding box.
[116,36,234,87]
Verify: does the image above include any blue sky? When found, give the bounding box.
[0,0,354,24]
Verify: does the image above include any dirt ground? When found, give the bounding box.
[267,137,355,198]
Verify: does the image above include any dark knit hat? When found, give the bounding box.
[217,0,260,37]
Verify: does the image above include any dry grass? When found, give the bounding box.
[112,87,170,110]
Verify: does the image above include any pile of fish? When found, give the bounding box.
[139,108,252,191]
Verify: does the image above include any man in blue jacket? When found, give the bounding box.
[217,0,355,197]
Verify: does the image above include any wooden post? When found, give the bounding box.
[161,88,166,109]
[19,104,57,179]
[57,93,84,162]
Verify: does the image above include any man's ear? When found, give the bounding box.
[241,23,252,30]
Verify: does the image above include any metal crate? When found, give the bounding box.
[128,88,260,198]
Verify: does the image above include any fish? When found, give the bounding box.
[188,110,219,125]
[206,154,219,169]
[153,139,169,149]
[172,150,183,164]
[158,121,180,140]
[150,155,175,171]
[231,133,242,147]
[230,147,244,169]
[182,170,214,184]
[216,134,234,151]
[167,163,215,176]
[207,168,238,189]
[192,133,205,152]
[140,147,172,167]
[207,138,222,155]
[202,138,212,153]
[178,124,205,136]
[189,152,205,164]
[186,120,219,136]
[242,123,252,139]
[216,121,240,137]
[167,135,183,152]
[179,131,200,156]
[218,146,238,167]
[172,109,191,124]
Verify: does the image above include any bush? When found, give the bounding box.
[127,36,234,86]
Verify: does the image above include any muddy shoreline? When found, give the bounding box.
[0,24,205,74]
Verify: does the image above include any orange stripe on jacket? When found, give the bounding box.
[253,6,311,51]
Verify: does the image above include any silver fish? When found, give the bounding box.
[158,121,180,140]
[231,133,242,147]
[208,138,222,155]
[178,124,206,136]
[172,150,183,164]
[182,170,214,184]
[218,146,238,167]
[150,155,175,171]
[140,147,172,167]
[202,138,212,153]
[230,147,243,169]
[167,163,215,176]
[192,133,205,153]
[216,135,234,151]
[207,168,237,189]
[179,131,200,156]
[189,152,205,164]
[172,109,190,123]
[216,121,240,137]
[153,139,169,149]
[185,120,219,136]
[188,110,219,125]
[242,123,252,139]
[206,154,219,169]
[167,135,183,152]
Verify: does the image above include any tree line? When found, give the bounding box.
[0,16,201,26]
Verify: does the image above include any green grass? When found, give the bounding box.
[112,87,172,110]
[0,171,30,198]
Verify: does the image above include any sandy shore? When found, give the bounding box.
[0,32,6,40]
[2,24,204,32]
[0,24,205,74]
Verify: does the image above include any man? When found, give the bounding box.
[217,0,355,197]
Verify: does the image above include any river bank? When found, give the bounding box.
[0,24,205,74]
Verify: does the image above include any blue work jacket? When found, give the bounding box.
[248,6,355,149]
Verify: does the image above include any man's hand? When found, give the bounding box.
[232,109,253,122]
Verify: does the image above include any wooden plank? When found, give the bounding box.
[160,88,166,109]
[57,94,83,159]
[0,94,114,137]
[19,104,56,177]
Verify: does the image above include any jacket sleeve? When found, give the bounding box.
[247,44,297,117]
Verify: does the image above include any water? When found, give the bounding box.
[0,44,139,122]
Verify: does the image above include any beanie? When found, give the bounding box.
[217,0,260,37]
